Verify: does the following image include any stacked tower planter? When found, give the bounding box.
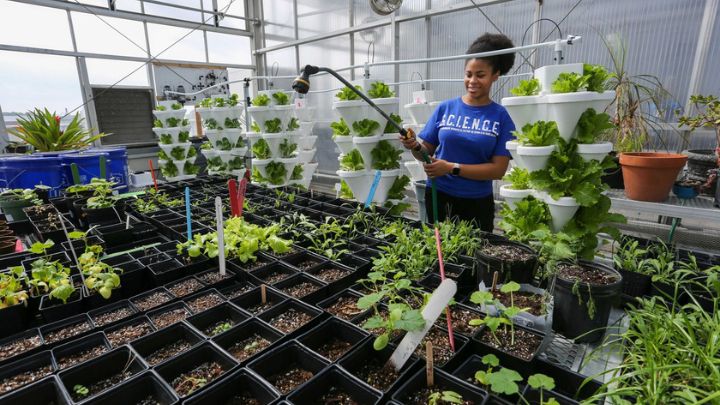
[402,91,440,188]
[332,80,403,204]
[500,63,616,232]
[290,104,318,189]
[153,104,198,182]
[247,90,300,188]
[195,95,247,177]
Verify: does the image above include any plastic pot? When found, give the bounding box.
[0,375,70,405]
[38,288,84,324]
[0,301,29,339]
[473,323,548,374]
[154,342,238,400]
[131,322,205,367]
[183,367,280,405]
[248,261,298,286]
[316,289,368,323]
[272,273,328,305]
[338,339,420,396]
[516,144,555,172]
[81,370,180,405]
[0,328,43,365]
[577,142,613,162]
[0,350,56,393]
[390,367,488,404]
[450,355,520,403]
[296,317,368,362]
[88,299,139,328]
[552,260,622,343]
[186,302,251,338]
[93,223,134,247]
[57,346,147,402]
[129,287,176,313]
[288,365,383,405]
[501,95,546,132]
[229,285,288,315]
[51,331,111,371]
[103,315,157,348]
[617,268,651,298]
[256,298,324,338]
[146,301,193,330]
[499,185,533,210]
[211,318,283,364]
[544,195,580,232]
[534,358,604,402]
[476,240,538,285]
[246,341,329,396]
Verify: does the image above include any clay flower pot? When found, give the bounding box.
[619,152,688,202]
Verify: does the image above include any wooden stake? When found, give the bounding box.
[425,341,434,387]
[260,284,267,304]
[491,271,499,292]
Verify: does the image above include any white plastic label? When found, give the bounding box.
[388,279,457,370]
[295,99,305,109]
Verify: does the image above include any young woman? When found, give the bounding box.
[401,33,516,232]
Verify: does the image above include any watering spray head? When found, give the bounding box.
[292,65,320,94]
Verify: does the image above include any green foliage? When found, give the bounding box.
[383,113,403,134]
[271,92,290,105]
[204,118,220,130]
[551,72,589,93]
[387,175,410,200]
[251,93,271,106]
[613,237,653,275]
[171,103,183,110]
[227,157,244,171]
[428,391,464,405]
[279,139,297,158]
[352,119,381,137]
[291,165,303,180]
[8,108,107,152]
[513,121,560,147]
[74,385,89,397]
[287,117,300,131]
[340,149,365,171]
[224,118,241,129]
[371,140,401,170]
[336,85,363,101]
[331,118,351,137]
[510,77,541,96]
[251,121,261,132]
[339,180,354,199]
[584,64,612,93]
[153,119,163,128]
[213,97,226,108]
[502,167,530,190]
[83,263,122,299]
[184,162,199,175]
[576,109,614,144]
[252,139,271,159]
[216,137,233,151]
[179,131,190,142]
[265,161,287,185]
[264,118,283,133]
[677,94,720,147]
[0,267,28,309]
[498,196,551,243]
[170,146,187,160]
[198,98,213,108]
[367,81,395,98]
[155,105,167,111]
[0,188,42,205]
[161,161,178,178]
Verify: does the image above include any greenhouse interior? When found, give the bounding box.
[0,0,719,403]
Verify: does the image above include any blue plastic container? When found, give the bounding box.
[89,146,129,192]
[60,152,110,186]
[0,156,65,197]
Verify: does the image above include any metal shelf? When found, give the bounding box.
[607,190,720,222]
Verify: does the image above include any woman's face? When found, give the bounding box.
[464,58,499,103]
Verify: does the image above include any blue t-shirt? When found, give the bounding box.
[419,97,515,199]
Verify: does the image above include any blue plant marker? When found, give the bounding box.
[365,170,383,208]
[185,187,192,241]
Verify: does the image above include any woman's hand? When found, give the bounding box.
[399,133,420,150]
[424,158,453,178]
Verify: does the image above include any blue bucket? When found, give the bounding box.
[60,152,110,186]
[0,156,65,197]
[89,146,129,192]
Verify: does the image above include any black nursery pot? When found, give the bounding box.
[82,205,122,226]
[552,260,622,343]
[473,323,547,375]
[247,341,329,395]
[534,358,604,402]
[93,223,134,247]
[475,240,538,285]
[256,298,323,338]
[186,302,251,338]
[521,385,581,405]
[39,313,94,347]
[154,342,238,400]
[81,371,179,405]
[273,273,328,305]
[338,339,421,396]
[131,322,205,367]
[0,375,70,405]
[230,285,288,315]
[296,317,368,363]
[0,350,56,393]
[0,328,43,364]
[51,331,111,371]
[391,367,488,404]
[38,288,83,323]
[183,368,280,405]
[211,318,284,365]
[451,355,519,402]
[58,346,148,403]
[618,268,651,297]
[0,301,30,339]
[287,365,383,405]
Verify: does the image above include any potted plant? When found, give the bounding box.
[514,121,559,172]
[677,94,720,198]
[0,266,30,337]
[0,188,42,221]
[81,179,119,225]
[499,167,532,209]
[8,108,107,152]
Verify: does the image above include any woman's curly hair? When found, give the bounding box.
[466,33,515,75]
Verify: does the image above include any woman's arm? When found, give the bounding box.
[423,155,510,180]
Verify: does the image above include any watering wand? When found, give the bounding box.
[292,65,456,352]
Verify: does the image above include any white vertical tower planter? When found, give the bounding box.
[545,195,580,232]
[545,91,616,140]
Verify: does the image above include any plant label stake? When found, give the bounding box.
[228,179,239,217]
[57,209,80,270]
[491,271,499,292]
[364,170,383,208]
[125,215,131,230]
[185,187,192,241]
[70,163,81,185]
[260,284,267,304]
[215,197,226,276]
[99,156,107,179]
[388,279,457,371]
[237,178,248,216]
[426,342,434,387]
[148,160,159,191]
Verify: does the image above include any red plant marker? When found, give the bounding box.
[237,178,248,216]
[148,160,158,191]
[228,179,239,217]
[435,227,456,352]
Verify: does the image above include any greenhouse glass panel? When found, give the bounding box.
[86,58,150,87]
[207,32,252,65]
[71,13,148,58]
[147,23,207,62]
[0,2,73,51]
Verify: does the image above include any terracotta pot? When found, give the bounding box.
[620,152,687,202]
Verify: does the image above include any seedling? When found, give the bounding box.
[74,384,89,397]
[212,322,232,335]
[469,281,528,346]
[428,391,463,405]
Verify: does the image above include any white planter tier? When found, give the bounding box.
[153,126,191,144]
[297,122,315,137]
[501,95,546,132]
[212,106,242,122]
[297,148,316,164]
[545,195,580,232]
[404,102,435,126]
[231,147,248,157]
[165,174,196,182]
[262,132,293,158]
[195,107,211,120]
[379,133,403,151]
[505,140,525,169]
[204,129,223,147]
[159,143,192,159]
[248,105,293,131]
[252,158,272,178]
[279,157,299,182]
[535,63,583,95]
[292,162,318,188]
[201,149,217,160]
[372,169,401,204]
[153,109,186,122]
[333,100,386,137]
[516,144,555,172]
[333,136,354,155]
[298,135,317,151]
[246,132,261,149]
[404,160,427,183]
[374,97,400,117]
[170,160,187,176]
[577,142,612,162]
[353,135,382,169]
[223,128,243,146]
[546,91,616,140]
[337,169,400,204]
[499,185,533,210]
[258,90,287,107]
[294,106,316,122]
[215,150,236,164]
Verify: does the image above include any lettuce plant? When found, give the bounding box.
[184,162,199,175]
[272,92,290,105]
[224,118,241,129]
[502,167,530,190]
[368,81,395,98]
[387,175,410,200]
[371,140,401,170]
[204,118,219,130]
[331,118,350,137]
[339,180,354,199]
[171,103,183,110]
[336,85,363,101]
[279,139,297,158]
[383,113,402,134]
[213,97,226,108]
[264,118,283,133]
[197,98,213,108]
[291,165,303,180]
[551,72,588,93]
[228,157,244,171]
[340,149,364,171]
[170,146,187,160]
[287,117,300,131]
[252,139,271,159]
[186,147,197,159]
[352,119,380,137]
[251,94,271,106]
[153,119,163,128]
[216,138,233,151]
[161,161,178,178]
[156,105,167,111]
[179,131,190,142]
[510,78,541,96]
[251,121,261,132]
[265,161,287,185]
[576,109,613,144]
[227,93,239,107]
[584,64,612,93]
[160,134,173,144]
[513,121,559,146]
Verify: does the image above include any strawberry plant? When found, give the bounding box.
[367,81,395,99]
[510,77,541,96]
